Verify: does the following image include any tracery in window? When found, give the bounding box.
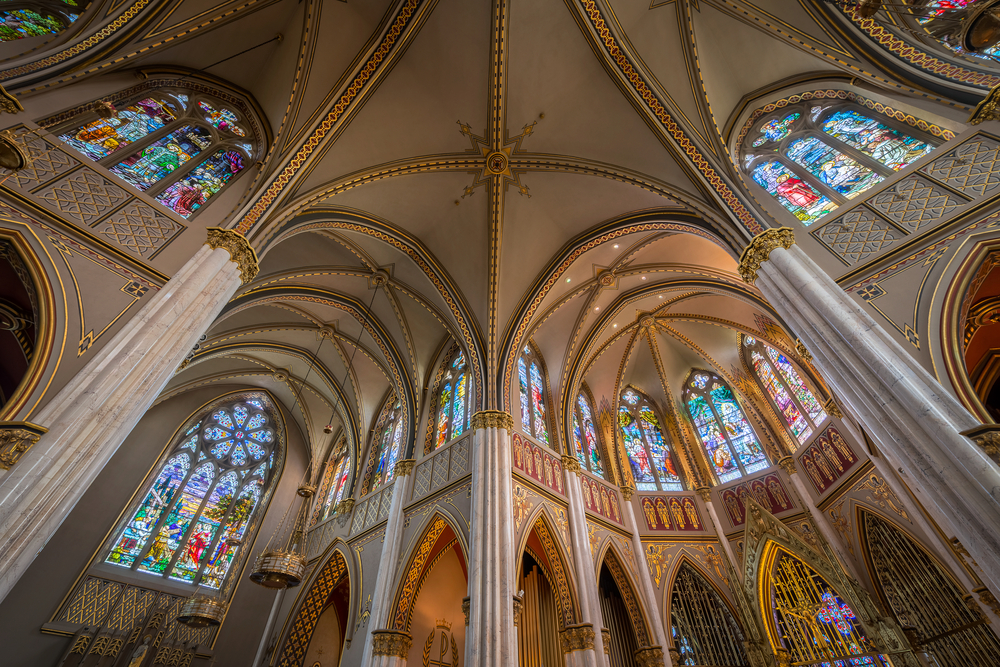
[742,102,937,226]
[743,336,827,446]
[618,387,682,491]
[56,90,253,219]
[670,562,748,666]
[319,446,351,522]
[572,390,604,477]
[365,397,404,494]
[105,393,280,589]
[517,344,549,443]
[683,371,767,484]
[433,349,470,449]
[0,1,80,42]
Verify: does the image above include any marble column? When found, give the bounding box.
[560,456,604,666]
[465,411,516,667]
[741,228,1000,597]
[0,228,256,604]
[560,622,597,666]
[618,487,669,665]
[370,630,412,667]
[360,459,416,667]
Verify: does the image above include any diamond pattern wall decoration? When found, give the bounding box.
[814,208,904,265]
[867,176,963,233]
[921,137,1000,198]
[7,128,78,190]
[35,170,129,227]
[98,201,184,258]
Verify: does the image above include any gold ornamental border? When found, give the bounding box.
[738,228,795,285]
[205,227,259,284]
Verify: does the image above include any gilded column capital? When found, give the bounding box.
[512,594,523,627]
[737,227,795,285]
[970,81,1000,125]
[0,84,23,115]
[823,398,843,419]
[206,227,259,284]
[633,645,665,666]
[620,485,635,501]
[601,628,611,654]
[562,455,583,475]
[559,623,595,653]
[975,586,1000,617]
[961,424,1000,464]
[776,456,797,476]
[370,629,411,657]
[470,410,514,431]
[695,486,712,502]
[0,421,47,470]
[668,648,681,664]
[335,498,355,515]
[775,647,792,667]
[462,596,470,626]
[394,459,416,477]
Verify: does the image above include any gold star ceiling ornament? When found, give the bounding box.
[457,119,536,199]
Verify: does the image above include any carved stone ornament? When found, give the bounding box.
[970,81,1000,125]
[512,595,523,627]
[695,486,712,502]
[620,485,635,501]
[975,586,1000,617]
[335,498,355,527]
[823,398,843,419]
[776,456,797,476]
[0,84,23,115]
[737,227,795,285]
[601,628,611,654]
[371,629,412,657]
[394,458,416,477]
[462,596,470,626]
[795,339,813,361]
[470,410,514,431]
[633,645,665,666]
[960,424,1000,464]
[562,455,582,475]
[205,227,260,284]
[0,421,47,470]
[774,647,792,667]
[559,623,595,653]
[668,648,681,664]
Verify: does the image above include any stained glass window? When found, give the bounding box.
[105,394,279,589]
[618,388,682,491]
[366,399,404,493]
[198,100,246,136]
[320,447,351,522]
[744,336,827,447]
[431,349,470,450]
[751,161,838,225]
[59,98,177,160]
[110,125,212,191]
[0,3,78,42]
[684,371,767,484]
[785,137,883,199]
[822,110,931,170]
[155,149,245,217]
[518,345,550,443]
[572,391,604,477]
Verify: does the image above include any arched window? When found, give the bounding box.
[0,1,80,41]
[618,387,683,491]
[318,439,351,522]
[104,393,281,589]
[683,371,768,484]
[433,349,471,448]
[743,336,827,446]
[572,390,605,477]
[741,102,936,226]
[670,562,748,666]
[55,90,255,218]
[517,344,549,443]
[363,397,404,494]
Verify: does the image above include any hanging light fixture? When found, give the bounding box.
[249,482,315,588]
[961,1,1000,53]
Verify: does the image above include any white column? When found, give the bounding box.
[742,228,1000,598]
[465,412,516,667]
[360,460,416,667]
[618,489,669,665]
[561,458,603,666]
[0,228,256,604]
[370,630,412,667]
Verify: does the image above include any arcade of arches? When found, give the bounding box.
[8,1,1000,666]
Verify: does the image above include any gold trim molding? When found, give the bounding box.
[371,629,412,657]
[394,459,416,477]
[634,645,665,666]
[205,228,259,284]
[470,410,513,431]
[559,623,595,653]
[0,84,23,115]
[738,228,795,285]
[0,421,47,470]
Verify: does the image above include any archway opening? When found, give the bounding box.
[599,555,641,667]
[669,561,748,666]
[302,569,350,667]
[0,240,37,412]
[518,550,561,667]
[962,256,1000,420]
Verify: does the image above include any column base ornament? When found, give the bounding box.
[562,455,582,475]
[633,645,665,666]
[737,228,795,285]
[394,459,416,477]
[371,630,412,657]
[470,410,513,430]
[559,623,595,653]
[601,628,611,654]
[206,227,259,284]
[960,424,1000,464]
[620,485,635,501]
[0,421,46,470]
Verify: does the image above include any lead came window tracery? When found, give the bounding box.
[433,349,470,449]
[105,393,280,589]
[741,102,937,226]
[518,344,550,443]
[618,387,682,491]
[670,563,749,666]
[0,0,81,41]
[572,390,605,477]
[364,397,404,494]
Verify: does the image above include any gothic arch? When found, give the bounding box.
[595,541,655,648]
[662,551,738,620]
[514,505,578,629]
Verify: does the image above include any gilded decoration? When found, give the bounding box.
[559,623,595,653]
[602,628,611,654]
[394,458,416,477]
[824,398,844,419]
[0,421,46,470]
[857,472,909,521]
[470,410,513,430]
[274,551,348,667]
[605,551,650,646]
[795,339,812,361]
[620,485,635,501]
[738,228,795,285]
[561,454,582,475]
[533,518,576,628]
[372,630,412,658]
[394,516,448,631]
[970,82,1000,128]
[205,228,259,284]
[512,595,523,627]
[0,84,23,115]
[634,646,665,666]
[462,596,470,626]
[976,586,1000,617]
[961,424,1000,464]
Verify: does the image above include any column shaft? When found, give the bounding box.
[562,462,603,665]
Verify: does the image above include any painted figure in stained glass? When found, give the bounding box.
[433,350,469,449]
[822,110,931,170]
[619,388,683,491]
[369,399,404,492]
[518,345,550,443]
[786,137,883,198]
[743,336,826,447]
[753,112,800,146]
[61,98,177,160]
[156,149,245,217]
[0,6,77,42]
[573,392,604,477]
[198,100,246,136]
[751,161,837,226]
[111,126,212,191]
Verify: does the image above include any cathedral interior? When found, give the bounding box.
[8,0,1000,666]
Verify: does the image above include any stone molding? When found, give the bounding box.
[0,421,47,470]
[470,410,514,431]
[559,623,595,653]
[205,227,259,284]
[776,456,797,476]
[620,485,635,501]
[668,647,680,664]
[738,227,795,285]
[371,629,412,657]
[562,455,582,475]
[634,645,665,666]
[394,458,416,477]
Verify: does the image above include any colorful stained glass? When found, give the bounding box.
[709,383,768,475]
[170,472,239,582]
[247,414,266,430]
[786,136,883,199]
[371,403,402,492]
[185,421,202,436]
[752,160,838,226]
[139,462,215,575]
[231,443,247,465]
[156,149,245,218]
[246,441,266,460]
[822,110,931,170]
[233,405,248,426]
[324,458,346,514]
[198,100,246,136]
[622,389,640,404]
[518,357,531,433]
[917,1,975,24]
[436,380,452,447]
[247,399,264,410]
[577,393,604,477]
[752,350,812,443]
[210,439,234,458]
[204,427,228,442]
[202,479,261,588]
[180,436,197,451]
[214,410,234,429]
[107,455,190,568]
[757,112,800,144]
[248,429,272,443]
[767,347,828,424]
[688,394,741,483]
[0,9,76,42]
[60,98,176,160]
[640,407,682,490]
[334,460,350,504]
[110,125,212,191]
[620,406,656,489]
[385,420,403,481]
[529,362,548,442]
[572,412,587,468]
[691,375,708,390]
[451,372,466,437]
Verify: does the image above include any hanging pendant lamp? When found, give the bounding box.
[250,483,315,588]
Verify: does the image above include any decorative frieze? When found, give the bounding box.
[371,629,411,657]
[720,474,794,527]
[638,494,704,531]
[738,228,794,285]
[512,433,564,495]
[205,227,259,284]
[0,421,46,470]
[470,410,513,430]
[559,623,595,653]
[823,398,843,418]
[581,476,623,525]
[799,426,859,494]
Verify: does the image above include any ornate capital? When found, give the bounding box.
[776,456,797,476]
[971,81,1000,125]
[462,596,470,626]
[559,623,595,653]
[470,410,514,431]
[774,647,792,667]
[562,455,583,475]
[961,424,1000,464]
[695,486,712,502]
[795,339,812,361]
[205,227,259,284]
[976,586,1000,617]
[737,227,794,285]
[394,458,416,477]
[823,398,843,419]
[620,485,635,501]
[335,498,355,516]
[371,630,411,657]
[512,594,523,627]
[0,84,23,115]
[0,421,47,470]
[633,645,665,666]
[601,628,611,654]
[668,648,681,664]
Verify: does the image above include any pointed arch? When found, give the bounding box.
[515,507,578,630]
[428,343,472,452]
[571,383,606,478]
[516,341,552,445]
[618,385,684,492]
[597,543,653,648]
[360,391,404,495]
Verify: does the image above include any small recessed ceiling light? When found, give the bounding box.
[658,295,663,299]
[595,307,600,311]
[566,278,571,283]
[613,323,618,328]
[613,244,619,249]
[641,276,646,280]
